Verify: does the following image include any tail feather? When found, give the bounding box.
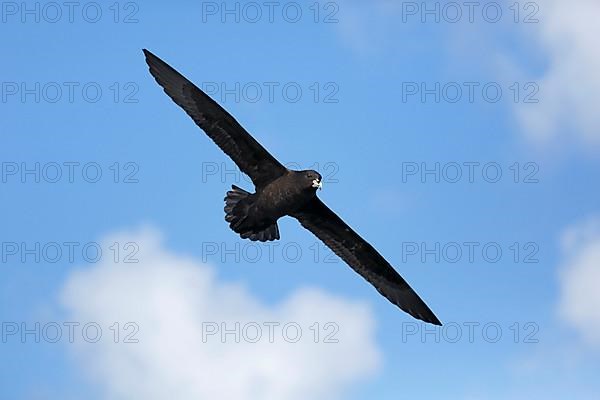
[224,185,280,242]
[241,224,280,242]
[224,185,251,227]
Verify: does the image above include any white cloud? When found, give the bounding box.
[558,216,600,347]
[514,0,600,147]
[60,227,381,400]
[335,1,600,150]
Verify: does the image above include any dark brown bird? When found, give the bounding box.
[143,49,442,326]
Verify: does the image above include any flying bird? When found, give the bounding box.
[143,49,442,326]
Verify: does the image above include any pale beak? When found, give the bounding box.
[312,179,323,190]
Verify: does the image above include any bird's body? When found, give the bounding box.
[254,171,320,219]
[143,49,443,326]
[225,170,322,241]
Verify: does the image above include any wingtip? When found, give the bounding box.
[143,49,161,64]
[416,313,442,326]
[142,48,153,60]
[423,309,443,326]
[409,304,442,326]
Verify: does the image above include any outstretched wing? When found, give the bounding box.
[293,198,442,325]
[143,49,287,188]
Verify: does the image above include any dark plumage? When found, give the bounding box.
[143,49,442,326]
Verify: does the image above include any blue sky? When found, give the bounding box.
[2,1,600,399]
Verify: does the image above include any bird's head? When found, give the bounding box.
[302,170,323,191]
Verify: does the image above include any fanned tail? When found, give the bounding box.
[224,185,280,242]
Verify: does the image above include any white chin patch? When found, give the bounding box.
[312,179,323,190]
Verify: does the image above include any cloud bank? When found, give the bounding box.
[514,0,600,148]
[558,216,600,348]
[60,227,381,400]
